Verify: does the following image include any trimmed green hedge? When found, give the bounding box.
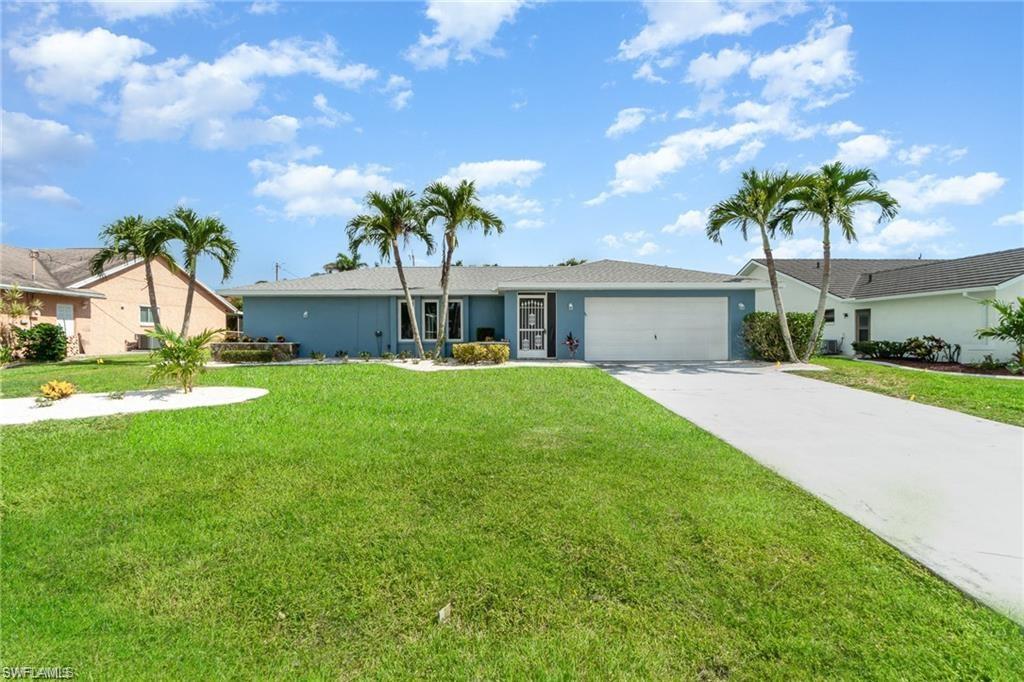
[15,323,67,362]
[742,312,819,361]
[219,349,273,363]
[452,342,510,364]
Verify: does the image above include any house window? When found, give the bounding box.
[824,308,835,323]
[139,306,156,326]
[398,301,413,341]
[422,299,462,341]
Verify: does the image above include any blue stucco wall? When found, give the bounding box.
[244,294,505,358]
[504,289,756,360]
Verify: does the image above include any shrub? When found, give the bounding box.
[16,323,67,362]
[359,351,371,361]
[39,379,76,400]
[275,335,286,342]
[853,340,907,359]
[453,342,510,364]
[311,351,326,361]
[220,349,273,363]
[741,312,819,362]
[381,351,395,360]
[397,350,410,361]
[977,297,1024,367]
[0,345,13,365]
[146,325,221,393]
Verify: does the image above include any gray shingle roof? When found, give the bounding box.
[1,244,128,293]
[753,258,940,298]
[220,259,756,295]
[850,248,1024,299]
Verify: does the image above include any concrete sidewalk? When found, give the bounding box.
[602,362,1024,623]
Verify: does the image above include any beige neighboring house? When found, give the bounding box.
[1,244,237,356]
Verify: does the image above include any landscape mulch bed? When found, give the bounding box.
[870,358,1015,376]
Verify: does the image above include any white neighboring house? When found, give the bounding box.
[737,248,1024,363]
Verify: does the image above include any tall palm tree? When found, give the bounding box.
[347,189,435,358]
[324,250,366,273]
[157,206,238,337]
[91,215,176,327]
[420,180,503,355]
[785,162,899,360]
[707,169,813,363]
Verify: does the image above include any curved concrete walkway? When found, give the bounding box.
[1,387,268,426]
[602,361,1024,623]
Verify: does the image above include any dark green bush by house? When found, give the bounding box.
[742,312,819,361]
[219,349,273,363]
[15,323,67,361]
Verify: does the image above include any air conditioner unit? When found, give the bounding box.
[822,339,842,355]
[136,333,160,350]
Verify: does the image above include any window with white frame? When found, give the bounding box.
[422,299,462,341]
[139,305,156,325]
[398,301,414,341]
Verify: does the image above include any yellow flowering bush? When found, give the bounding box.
[39,380,76,400]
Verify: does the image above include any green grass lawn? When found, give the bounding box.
[2,361,1022,678]
[794,357,1024,427]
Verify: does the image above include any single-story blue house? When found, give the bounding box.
[219,260,768,361]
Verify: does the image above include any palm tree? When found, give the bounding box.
[347,189,435,358]
[156,206,238,337]
[420,180,503,355]
[324,250,366,273]
[91,215,176,327]
[707,169,813,363]
[785,162,899,360]
[976,297,1024,369]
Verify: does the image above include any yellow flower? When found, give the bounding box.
[96,358,105,364]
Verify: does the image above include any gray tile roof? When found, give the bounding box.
[1,244,128,293]
[220,259,755,295]
[850,248,1024,299]
[753,257,940,298]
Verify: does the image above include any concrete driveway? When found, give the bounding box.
[602,362,1024,623]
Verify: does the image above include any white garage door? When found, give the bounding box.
[584,297,729,361]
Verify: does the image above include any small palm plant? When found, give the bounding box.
[976,297,1024,373]
[146,325,223,393]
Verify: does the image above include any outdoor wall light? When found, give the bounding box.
[303,310,309,319]
[568,302,574,311]
[737,302,746,310]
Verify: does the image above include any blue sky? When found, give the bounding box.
[3,1,1022,287]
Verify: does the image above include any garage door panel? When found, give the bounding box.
[584,297,729,361]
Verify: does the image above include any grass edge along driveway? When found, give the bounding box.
[3,361,1023,677]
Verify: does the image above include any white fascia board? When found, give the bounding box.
[216,288,498,298]
[0,283,105,299]
[995,272,1024,290]
[496,281,769,291]
[851,286,998,303]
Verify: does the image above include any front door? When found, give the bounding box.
[855,309,871,343]
[55,303,75,337]
[518,295,547,358]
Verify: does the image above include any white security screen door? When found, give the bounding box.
[518,295,547,358]
[55,303,75,337]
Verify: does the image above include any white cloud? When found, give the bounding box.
[662,209,706,235]
[994,210,1024,227]
[858,218,952,254]
[381,75,413,110]
[896,144,933,166]
[606,107,653,138]
[8,184,80,207]
[513,218,545,229]
[718,139,765,171]
[884,172,1007,212]
[633,62,667,84]
[480,193,542,215]
[834,134,892,165]
[405,0,527,69]
[192,115,300,150]
[743,237,823,260]
[118,37,377,146]
[1,110,94,181]
[249,159,396,220]
[441,159,544,188]
[8,27,154,103]
[685,47,750,89]
[635,241,661,256]
[600,230,650,250]
[748,18,855,105]
[248,0,280,14]
[619,1,805,60]
[623,230,648,242]
[312,93,353,127]
[88,1,207,21]
[825,120,863,136]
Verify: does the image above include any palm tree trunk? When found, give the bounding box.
[180,267,197,337]
[144,259,161,327]
[434,233,455,357]
[803,219,831,361]
[759,225,799,362]
[393,242,426,358]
